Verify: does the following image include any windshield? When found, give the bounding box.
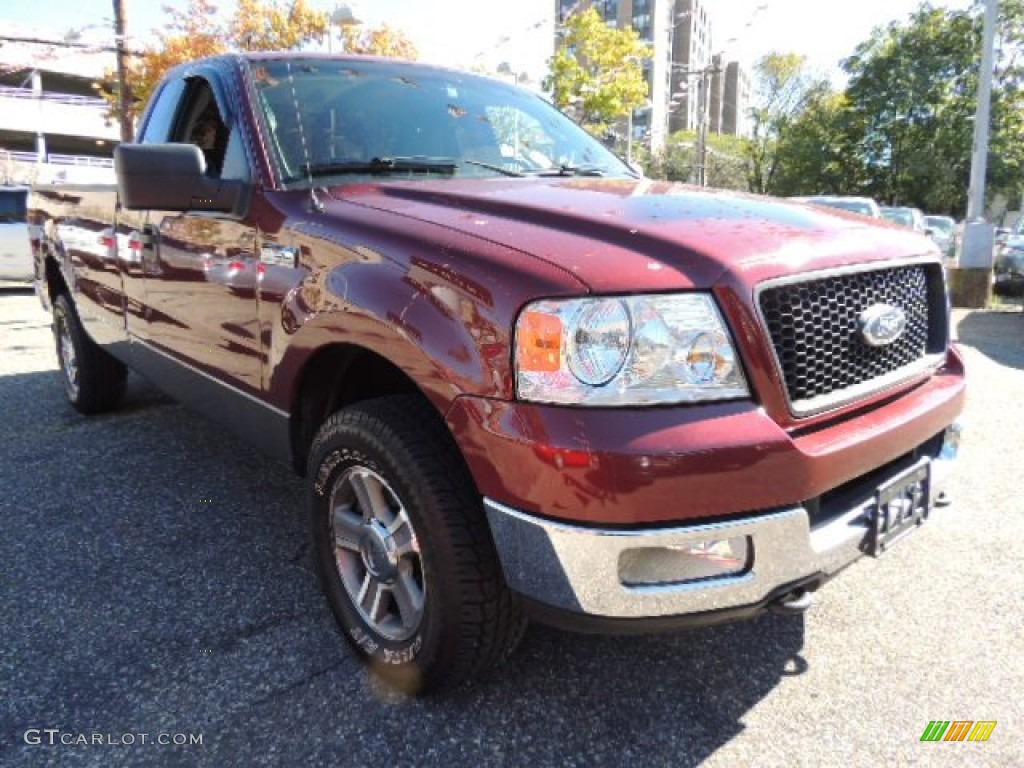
[815,199,872,215]
[997,249,1024,272]
[924,217,954,235]
[248,58,633,186]
[882,208,916,227]
[0,189,27,225]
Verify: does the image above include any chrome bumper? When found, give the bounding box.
[485,424,962,621]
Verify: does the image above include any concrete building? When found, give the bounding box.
[0,30,118,185]
[721,60,752,137]
[555,0,751,152]
[668,0,715,135]
[707,52,725,134]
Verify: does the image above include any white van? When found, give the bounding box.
[0,187,32,282]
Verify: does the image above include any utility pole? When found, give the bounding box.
[112,0,132,143]
[956,0,999,309]
[692,72,705,185]
[688,64,720,186]
[966,0,998,222]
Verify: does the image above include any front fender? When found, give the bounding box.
[266,257,514,415]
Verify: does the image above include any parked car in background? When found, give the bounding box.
[0,186,32,282]
[994,236,1024,296]
[881,206,928,233]
[924,215,957,260]
[790,195,882,218]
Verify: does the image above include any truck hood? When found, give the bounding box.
[326,177,938,293]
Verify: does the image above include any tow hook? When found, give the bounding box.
[768,588,815,615]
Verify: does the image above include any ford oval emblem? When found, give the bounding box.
[859,304,908,347]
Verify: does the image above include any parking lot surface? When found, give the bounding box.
[1,287,1021,767]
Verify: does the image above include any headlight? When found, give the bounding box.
[515,294,749,406]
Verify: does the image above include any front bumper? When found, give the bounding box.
[447,349,965,527]
[485,424,961,624]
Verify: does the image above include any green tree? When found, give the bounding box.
[842,6,977,212]
[544,7,651,137]
[770,90,867,197]
[646,131,751,191]
[747,53,829,194]
[840,1,1024,215]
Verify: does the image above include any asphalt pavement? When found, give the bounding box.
[1,286,1021,767]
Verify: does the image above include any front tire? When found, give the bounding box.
[307,395,525,694]
[53,293,127,414]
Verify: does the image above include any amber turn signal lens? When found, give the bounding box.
[516,311,562,372]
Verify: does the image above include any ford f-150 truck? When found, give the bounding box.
[29,53,965,694]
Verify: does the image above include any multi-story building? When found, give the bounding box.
[0,30,118,185]
[707,52,725,134]
[668,0,714,135]
[554,0,751,152]
[721,60,752,137]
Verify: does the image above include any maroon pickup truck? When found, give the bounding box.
[29,53,965,693]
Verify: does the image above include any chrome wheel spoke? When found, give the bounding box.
[389,512,419,557]
[330,505,363,551]
[58,320,78,391]
[350,470,391,522]
[391,570,425,627]
[357,574,388,623]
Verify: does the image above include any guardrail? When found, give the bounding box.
[0,85,107,108]
[1,151,115,185]
[48,153,114,168]
[1,150,38,163]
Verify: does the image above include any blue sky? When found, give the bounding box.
[2,0,975,84]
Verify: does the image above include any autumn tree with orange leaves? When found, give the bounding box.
[102,0,418,136]
[338,24,419,59]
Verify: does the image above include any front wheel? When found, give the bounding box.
[307,395,525,694]
[53,294,127,414]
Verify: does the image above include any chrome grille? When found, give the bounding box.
[758,264,946,415]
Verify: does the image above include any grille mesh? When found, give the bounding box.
[759,265,940,411]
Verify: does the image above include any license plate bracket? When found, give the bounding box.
[867,461,931,557]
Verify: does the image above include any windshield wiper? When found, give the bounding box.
[460,159,525,177]
[302,156,458,178]
[526,164,608,178]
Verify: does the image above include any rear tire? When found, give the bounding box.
[53,293,127,414]
[307,395,526,694]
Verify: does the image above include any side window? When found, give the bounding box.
[220,125,251,182]
[172,80,230,177]
[139,79,186,144]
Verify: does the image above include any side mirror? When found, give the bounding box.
[925,228,934,237]
[115,144,245,214]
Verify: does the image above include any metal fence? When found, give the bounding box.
[1,150,113,185]
[0,84,107,108]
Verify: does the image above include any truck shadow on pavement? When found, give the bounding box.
[955,309,1024,371]
[1,369,807,767]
